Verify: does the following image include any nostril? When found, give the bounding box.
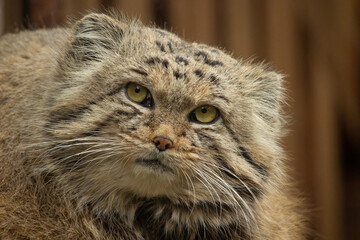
[154,139,160,146]
[153,136,173,151]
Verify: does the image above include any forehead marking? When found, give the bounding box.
[194,69,204,78]
[162,60,169,69]
[173,70,185,80]
[167,41,174,53]
[209,74,220,86]
[194,51,224,67]
[175,56,189,66]
[145,57,160,65]
[155,41,166,52]
[145,57,169,69]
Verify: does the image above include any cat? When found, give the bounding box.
[0,13,307,239]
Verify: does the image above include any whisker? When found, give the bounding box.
[188,164,223,217]
[200,163,256,229]
[181,169,197,215]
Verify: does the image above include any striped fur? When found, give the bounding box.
[0,13,307,239]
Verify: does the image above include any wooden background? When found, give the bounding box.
[0,1,359,239]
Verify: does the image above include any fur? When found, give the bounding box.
[0,13,307,239]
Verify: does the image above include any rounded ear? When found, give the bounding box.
[246,67,285,129]
[67,13,127,63]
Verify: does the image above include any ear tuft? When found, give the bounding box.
[68,13,126,63]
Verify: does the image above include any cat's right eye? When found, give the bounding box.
[126,83,153,107]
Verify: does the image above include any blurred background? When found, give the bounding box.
[0,0,359,239]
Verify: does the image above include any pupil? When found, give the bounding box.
[135,86,141,93]
[201,107,207,114]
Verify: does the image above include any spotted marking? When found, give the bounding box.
[194,51,224,67]
[145,57,169,70]
[209,75,219,85]
[175,56,189,66]
[173,71,185,80]
[145,57,161,65]
[194,69,204,78]
[155,41,165,52]
[162,60,169,69]
[167,42,174,53]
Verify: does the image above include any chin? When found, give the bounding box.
[128,160,179,198]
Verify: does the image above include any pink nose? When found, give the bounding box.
[153,136,173,151]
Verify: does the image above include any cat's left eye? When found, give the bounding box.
[189,105,219,124]
[126,83,153,107]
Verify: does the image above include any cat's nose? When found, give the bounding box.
[153,136,173,151]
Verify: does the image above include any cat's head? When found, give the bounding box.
[44,13,285,223]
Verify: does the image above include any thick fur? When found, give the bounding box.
[0,13,307,239]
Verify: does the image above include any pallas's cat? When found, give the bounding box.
[0,13,306,239]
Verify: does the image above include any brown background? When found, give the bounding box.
[0,0,359,239]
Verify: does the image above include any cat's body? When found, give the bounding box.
[0,14,306,239]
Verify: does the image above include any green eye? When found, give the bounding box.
[190,105,219,124]
[126,83,152,107]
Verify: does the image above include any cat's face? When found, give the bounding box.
[44,14,284,217]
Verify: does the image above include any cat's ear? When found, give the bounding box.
[66,13,127,63]
[247,67,285,130]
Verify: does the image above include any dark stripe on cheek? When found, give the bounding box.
[224,125,268,178]
[116,109,141,117]
[238,146,268,178]
[194,129,212,142]
[82,117,113,137]
[45,102,97,135]
[48,104,93,125]
[233,179,261,200]
[83,108,142,137]
[45,81,139,131]
[195,128,262,200]
[215,156,239,180]
[194,130,237,180]
[224,125,238,144]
